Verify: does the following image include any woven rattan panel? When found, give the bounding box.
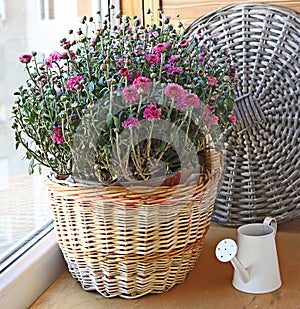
[186,3,300,226]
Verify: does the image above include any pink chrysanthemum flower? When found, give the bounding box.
[122,85,139,102]
[119,68,129,76]
[61,40,71,49]
[51,126,65,144]
[143,103,161,122]
[122,117,141,129]
[207,76,218,86]
[228,114,237,125]
[88,36,97,47]
[167,67,184,75]
[153,42,168,54]
[66,75,84,91]
[204,108,219,125]
[181,93,200,108]
[164,83,186,100]
[133,76,151,93]
[145,53,161,65]
[45,51,62,68]
[19,54,32,63]
[179,39,189,48]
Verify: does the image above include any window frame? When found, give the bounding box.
[0,228,66,308]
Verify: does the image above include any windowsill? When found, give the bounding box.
[30,221,300,308]
[0,229,66,309]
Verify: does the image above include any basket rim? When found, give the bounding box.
[46,150,221,190]
[186,2,300,30]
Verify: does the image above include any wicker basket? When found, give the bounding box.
[186,3,300,226]
[45,150,221,298]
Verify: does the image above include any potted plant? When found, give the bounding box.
[12,7,238,298]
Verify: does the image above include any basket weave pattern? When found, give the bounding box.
[186,3,300,226]
[46,151,221,298]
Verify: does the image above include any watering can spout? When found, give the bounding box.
[215,238,250,283]
[230,256,250,283]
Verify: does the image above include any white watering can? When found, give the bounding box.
[215,217,282,294]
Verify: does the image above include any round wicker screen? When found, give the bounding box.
[186,3,300,226]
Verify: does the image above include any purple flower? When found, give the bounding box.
[66,75,84,91]
[163,64,172,70]
[199,52,206,63]
[19,54,32,63]
[165,83,186,100]
[122,117,141,129]
[167,67,184,75]
[127,72,134,84]
[168,54,180,65]
[143,103,161,122]
[116,58,133,68]
[71,113,79,122]
[51,126,65,144]
[122,85,139,102]
[150,30,159,37]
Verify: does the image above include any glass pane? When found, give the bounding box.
[0,0,100,271]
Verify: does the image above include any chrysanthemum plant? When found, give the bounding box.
[12,7,238,184]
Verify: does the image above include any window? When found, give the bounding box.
[40,0,55,20]
[0,0,115,307]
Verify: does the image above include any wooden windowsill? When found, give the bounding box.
[31,220,300,308]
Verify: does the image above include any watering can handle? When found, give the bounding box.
[263,217,277,232]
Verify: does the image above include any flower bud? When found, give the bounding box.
[137,88,144,95]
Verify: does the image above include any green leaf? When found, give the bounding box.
[113,116,120,128]
[106,112,113,125]
[87,81,95,91]
[28,158,35,175]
